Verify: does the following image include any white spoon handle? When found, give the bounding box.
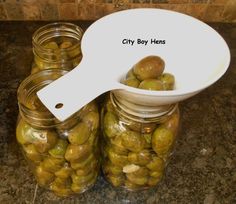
[37,62,115,121]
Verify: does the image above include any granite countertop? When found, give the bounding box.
[0,21,235,204]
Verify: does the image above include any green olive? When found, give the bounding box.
[41,157,65,172]
[107,174,124,187]
[133,55,165,80]
[159,73,175,90]
[73,56,82,67]
[55,164,73,179]
[126,170,148,186]
[76,167,91,176]
[87,130,98,147]
[110,136,129,155]
[82,111,99,131]
[33,130,58,153]
[143,133,152,148]
[53,177,71,187]
[150,170,163,178]
[50,180,72,197]
[131,167,149,177]
[146,155,164,171]
[65,143,91,162]
[148,175,162,186]
[107,147,128,167]
[152,127,174,156]
[123,78,140,88]
[35,165,54,186]
[125,167,149,186]
[49,139,68,158]
[75,158,97,176]
[71,183,84,193]
[103,161,123,176]
[128,150,151,166]
[79,101,98,118]
[124,180,141,190]
[70,154,95,170]
[126,69,136,79]
[16,119,37,145]
[71,183,86,193]
[71,174,97,193]
[68,122,91,145]
[104,112,124,138]
[71,171,96,185]
[59,41,73,49]
[44,41,59,49]
[127,121,156,134]
[138,79,164,91]
[22,144,42,162]
[121,130,146,153]
[162,111,179,134]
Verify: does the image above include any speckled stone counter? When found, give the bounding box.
[0,22,235,204]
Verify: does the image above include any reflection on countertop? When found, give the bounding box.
[0,21,235,204]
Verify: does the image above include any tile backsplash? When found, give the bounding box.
[0,0,235,22]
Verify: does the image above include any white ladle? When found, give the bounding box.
[37,8,230,121]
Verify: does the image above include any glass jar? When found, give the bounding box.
[31,22,83,74]
[16,69,100,197]
[101,92,180,191]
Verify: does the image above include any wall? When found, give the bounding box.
[0,0,235,22]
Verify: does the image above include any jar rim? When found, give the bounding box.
[32,22,83,52]
[17,69,69,128]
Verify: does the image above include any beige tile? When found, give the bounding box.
[22,3,41,20]
[131,3,155,8]
[152,0,168,3]
[168,0,189,3]
[190,0,208,3]
[186,4,207,20]
[154,4,188,14]
[23,0,37,3]
[59,3,77,19]
[132,0,152,3]
[78,1,95,20]
[114,0,131,9]
[94,4,114,19]
[40,2,58,20]
[0,4,7,20]
[5,3,24,20]
[4,0,23,3]
[60,0,75,2]
[210,0,229,4]
[204,5,224,21]
[39,0,58,4]
[222,0,236,22]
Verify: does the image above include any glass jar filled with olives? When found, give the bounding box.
[31,22,83,74]
[101,93,180,191]
[101,55,180,191]
[16,69,100,197]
